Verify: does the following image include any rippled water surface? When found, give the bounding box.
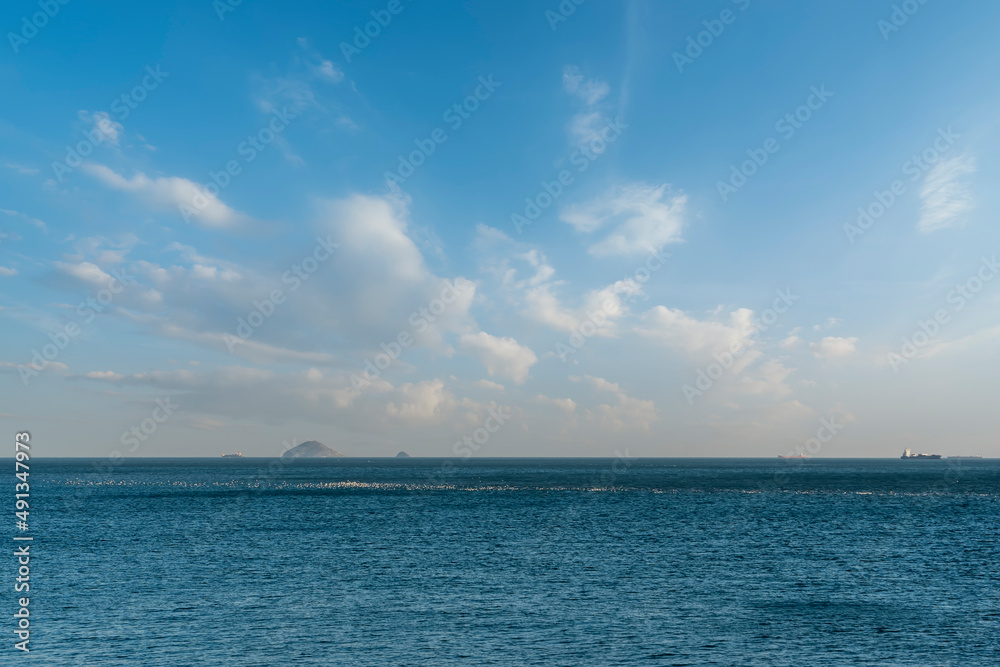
[8,458,1000,665]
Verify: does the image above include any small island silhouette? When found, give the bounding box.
[281,441,343,458]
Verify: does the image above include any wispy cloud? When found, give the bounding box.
[918,154,976,233]
[0,209,47,232]
[4,162,39,175]
[82,164,247,229]
[562,65,612,147]
[561,182,685,257]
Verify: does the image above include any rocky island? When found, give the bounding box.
[281,440,343,458]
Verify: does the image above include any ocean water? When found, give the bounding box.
[8,457,1000,665]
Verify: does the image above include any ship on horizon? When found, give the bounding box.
[901,448,941,460]
[221,451,244,458]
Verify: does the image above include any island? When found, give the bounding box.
[395,451,410,458]
[281,440,343,458]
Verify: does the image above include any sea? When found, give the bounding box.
[7,457,999,665]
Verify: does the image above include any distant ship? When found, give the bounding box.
[221,451,244,458]
[900,448,941,460]
[947,454,983,459]
[778,455,807,459]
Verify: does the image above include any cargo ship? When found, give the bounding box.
[900,448,941,459]
[221,451,244,458]
[777,455,807,459]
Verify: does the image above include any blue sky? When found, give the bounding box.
[2,0,999,457]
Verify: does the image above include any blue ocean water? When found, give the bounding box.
[7,458,999,665]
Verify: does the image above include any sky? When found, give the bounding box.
[1,0,999,458]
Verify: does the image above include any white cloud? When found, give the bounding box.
[384,379,456,425]
[562,66,612,147]
[317,194,477,352]
[562,66,609,106]
[459,331,538,384]
[0,267,16,276]
[78,110,124,146]
[82,164,246,229]
[473,379,505,391]
[736,360,794,397]
[535,394,577,413]
[85,370,124,381]
[561,183,686,257]
[296,37,345,83]
[780,328,802,348]
[810,336,858,359]
[584,376,658,432]
[918,154,976,233]
[638,306,755,357]
[511,251,641,336]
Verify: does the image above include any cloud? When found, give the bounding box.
[810,336,858,359]
[561,183,686,257]
[253,38,352,134]
[82,164,247,229]
[384,379,457,425]
[638,306,755,357]
[78,110,124,146]
[535,394,576,413]
[37,193,480,371]
[459,331,538,384]
[1,209,48,232]
[498,247,640,336]
[0,267,16,276]
[4,162,39,175]
[316,194,477,352]
[297,37,345,83]
[80,365,498,435]
[736,359,795,397]
[780,328,802,348]
[563,66,609,105]
[918,154,976,233]
[85,370,124,381]
[584,376,658,432]
[473,379,505,391]
[562,66,612,147]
